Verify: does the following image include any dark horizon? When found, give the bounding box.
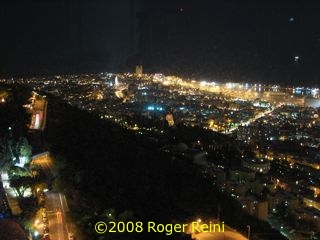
[1,0,320,87]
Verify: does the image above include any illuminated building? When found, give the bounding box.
[304,97,320,108]
[239,196,268,221]
[267,191,298,212]
[114,76,119,86]
[135,65,143,75]
[242,158,270,174]
[229,168,255,182]
[291,207,320,232]
[304,196,320,211]
[165,113,174,126]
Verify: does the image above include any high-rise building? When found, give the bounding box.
[135,65,143,75]
[166,113,174,126]
[115,76,119,86]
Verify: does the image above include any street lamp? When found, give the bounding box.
[247,225,251,240]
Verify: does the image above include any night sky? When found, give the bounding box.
[1,0,320,86]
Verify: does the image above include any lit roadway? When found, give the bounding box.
[223,106,278,135]
[27,92,47,130]
[32,153,72,240]
[45,191,69,240]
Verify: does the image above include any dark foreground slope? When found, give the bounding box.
[30,87,287,240]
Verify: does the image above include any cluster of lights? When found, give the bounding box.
[147,105,164,111]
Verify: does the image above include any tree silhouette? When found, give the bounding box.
[9,176,33,199]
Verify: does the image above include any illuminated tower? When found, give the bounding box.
[135,65,143,75]
[115,76,119,86]
[166,113,174,127]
